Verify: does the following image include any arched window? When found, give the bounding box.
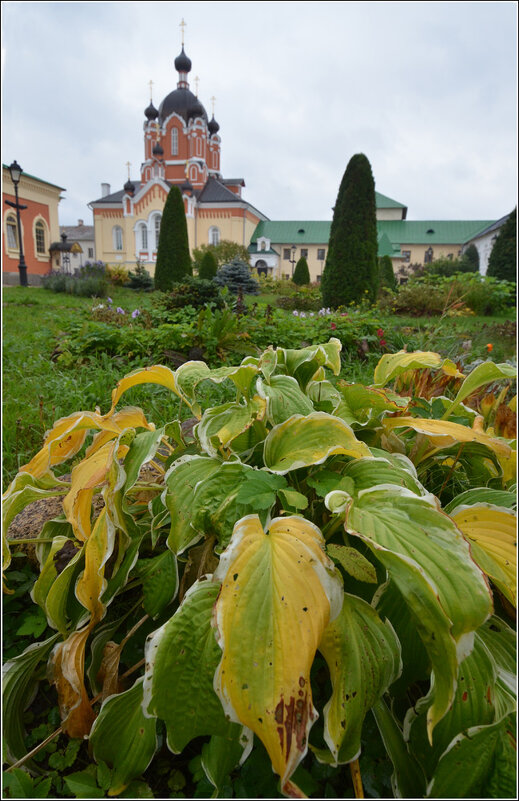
[196,137,202,156]
[113,226,123,251]
[35,220,46,254]
[152,214,161,250]
[209,226,220,246]
[190,165,197,182]
[6,214,18,249]
[140,223,148,250]
[171,128,178,156]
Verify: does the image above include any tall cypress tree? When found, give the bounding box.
[487,208,516,282]
[154,186,192,291]
[293,256,310,286]
[321,154,378,308]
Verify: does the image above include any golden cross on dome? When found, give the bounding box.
[125,161,131,180]
[211,96,216,115]
[148,79,154,101]
[194,75,200,96]
[180,18,186,46]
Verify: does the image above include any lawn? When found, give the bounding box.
[2,285,515,488]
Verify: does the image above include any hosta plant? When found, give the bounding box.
[3,340,516,798]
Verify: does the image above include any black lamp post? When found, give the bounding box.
[290,244,296,277]
[6,160,28,286]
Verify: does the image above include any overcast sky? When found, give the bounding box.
[2,1,517,226]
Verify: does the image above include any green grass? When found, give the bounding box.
[2,286,516,489]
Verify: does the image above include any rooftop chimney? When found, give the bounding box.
[101,183,110,197]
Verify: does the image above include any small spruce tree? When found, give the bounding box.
[214,257,259,294]
[198,250,218,280]
[154,186,192,291]
[292,257,310,286]
[378,255,397,290]
[321,153,379,308]
[487,209,517,282]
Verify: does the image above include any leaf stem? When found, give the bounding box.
[349,758,364,798]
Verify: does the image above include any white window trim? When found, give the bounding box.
[209,226,220,246]
[33,217,49,261]
[113,225,123,251]
[5,212,19,251]
[171,127,178,156]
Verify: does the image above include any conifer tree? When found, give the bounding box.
[154,186,192,291]
[461,243,480,273]
[487,209,516,282]
[379,255,397,290]
[292,257,310,286]
[321,154,378,308]
[198,249,218,280]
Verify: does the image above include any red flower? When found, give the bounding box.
[379,339,387,346]
[486,343,493,352]
[376,328,384,336]
[330,322,337,330]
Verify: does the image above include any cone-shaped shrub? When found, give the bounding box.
[321,153,379,308]
[214,257,259,294]
[379,255,397,290]
[461,243,480,273]
[154,186,192,291]
[198,250,218,280]
[487,208,516,282]
[293,257,310,286]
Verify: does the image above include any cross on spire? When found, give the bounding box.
[211,96,216,115]
[125,161,131,180]
[194,75,200,96]
[180,18,186,46]
[148,79,154,101]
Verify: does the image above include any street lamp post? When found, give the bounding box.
[290,244,296,277]
[6,160,28,286]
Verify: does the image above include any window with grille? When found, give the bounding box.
[402,251,411,263]
[88,248,94,258]
[154,215,161,250]
[6,215,18,249]
[113,226,123,251]
[283,248,291,260]
[141,224,148,250]
[424,248,434,264]
[317,248,325,260]
[35,221,46,254]
[300,248,308,258]
[209,226,220,246]
[171,128,178,156]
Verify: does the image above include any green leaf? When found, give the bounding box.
[136,549,178,619]
[306,468,355,499]
[63,770,105,798]
[191,461,257,550]
[442,361,517,420]
[256,375,314,425]
[318,593,402,763]
[477,616,516,693]
[334,382,408,426]
[163,456,221,555]
[277,487,309,510]
[235,470,287,510]
[143,579,239,753]
[348,487,492,738]
[43,541,86,635]
[90,678,158,795]
[121,427,165,497]
[3,769,53,799]
[371,700,427,798]
[196,397,266,458]
[445,487,516,514]
[118,780,155,798]
[174,361,259,415]
[264,412,371,474]
[201,732,248,793]
[278,338,342,389]
[341,455,426,497]
[373,350,462,388]
[326,544,377,583]
[15,608,48,638]
[2,634,60,765]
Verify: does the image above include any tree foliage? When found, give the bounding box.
[154,187,192,291]
[292,257,310,286]
[487,209,517,282]
[214,257,259,294]
[193,241,250,271]
[462,243,480,273]
[198,250,218,281]
[321,153,379,308]
[378,255,397,290]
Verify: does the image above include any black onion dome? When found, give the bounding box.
[208,115,220,135]
[124,179,135,193]
[144,102,158,121]
[152,142,164,156]
[174,46,192,73]
[158,88,208,124]
[181,178,193,193]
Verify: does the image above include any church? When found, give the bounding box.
[89,40,268,272]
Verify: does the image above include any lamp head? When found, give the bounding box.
[9,160,23,184]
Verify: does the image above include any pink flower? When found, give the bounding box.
[376,328,384,336]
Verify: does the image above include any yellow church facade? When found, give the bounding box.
[89,44,267,275]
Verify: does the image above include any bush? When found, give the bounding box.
[106,264,130,286]
[192,241,250,271]
[292,257,310,286]
[378,273,515,316]
[379,255,397,290]
[42,267,108,298]
[487,208,517,282]
[214,257,259,294]
[155,276,224,313]
[126,263,154,291]
[461,243,480,273]
[198,250,218,280]
[154,186,192,290]
[275,285,323,311]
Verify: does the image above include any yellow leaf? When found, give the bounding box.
[63,441,117,541]
[75,509,115,621]
[105,365,179,416]
[373,350,464,387]
[213,515,343,795]
[85,407,155,458]
[382,416,512,461]
[451,504,517,606]
[49,625,96,738]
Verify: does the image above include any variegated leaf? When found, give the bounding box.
[373,350,463,388]
[442,361,517,420]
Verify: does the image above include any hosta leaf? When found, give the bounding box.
[75,509,116,622]
[143,579,240,752]
[45,544,86,635]
[318,593,401,764]
[306,380,342,414]
[119,427,165,497]
[373,350,463,388]
[442,361,517,420]
[256,375,314,425]
[63,441,118,542]
[162,456,221,555]
[334,382,409,426]
[174,361,259,416]
[191,462,256,550]
[89,678,157,795]
[347,487,492,739]
[449,503,517,606]
[341,455,426,497]
[444,487,517,514]
[201,732,251,794]
[371,698,427,799]
[326,544,377,584]
[383,415,512,464]
[426,716,516,798]
[106,365,179,416]
[278,338,342,389]
[235,470,287,510]
[2,634,60,764]
[477,616,516,692]
[49,624,96,738]
[136,549,178,619]
[196,396,266,458]
[31,536,74,626]
[258,347,277,381]
[264,412,371,474]
[85,407,155,459]
[213,515,343,796]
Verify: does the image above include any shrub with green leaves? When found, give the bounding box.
[155,276,224,313]
[3,340,516,798]
[198,250,218,281]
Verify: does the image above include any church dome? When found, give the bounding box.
[144,102,158,121]
[124,179,135,193]
[158,88,208,124]
[174,46,192,73]
[152,142,164,156]
[208,115,220,135]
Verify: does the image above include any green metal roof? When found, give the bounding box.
[251,221,331,244]
[375,191,406,209]
[378,231,401,258]
[376,219,495,245]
